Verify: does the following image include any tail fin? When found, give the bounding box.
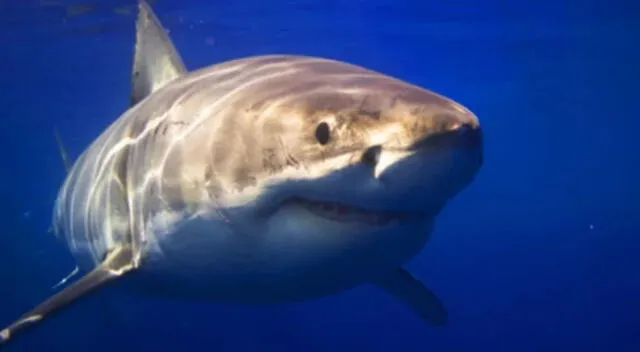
[53,127,72,173]
[48,127,72,235]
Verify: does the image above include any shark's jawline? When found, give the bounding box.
[290,197,422,226]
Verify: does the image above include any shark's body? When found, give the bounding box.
[0,1,483,345]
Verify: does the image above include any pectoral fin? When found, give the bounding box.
[372,268,448,326]
[0,246,135,346]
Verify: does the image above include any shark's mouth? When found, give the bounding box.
[291,197,420,226]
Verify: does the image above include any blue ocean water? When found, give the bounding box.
[1,0,638,351]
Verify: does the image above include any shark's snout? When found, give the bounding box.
[409,121,483,153]
[361,109,483,214]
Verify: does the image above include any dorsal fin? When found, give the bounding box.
[130,0,187,106]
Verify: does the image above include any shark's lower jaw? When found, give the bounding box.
[290,197,422,226]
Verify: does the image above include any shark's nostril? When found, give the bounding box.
[361,145,381,167]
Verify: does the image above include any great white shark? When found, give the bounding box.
[0,0,483,345]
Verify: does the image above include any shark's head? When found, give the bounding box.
[197,57,483,282]
[142,57,482,301]
[241,85,482,222]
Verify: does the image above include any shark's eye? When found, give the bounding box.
[315,122,331,145]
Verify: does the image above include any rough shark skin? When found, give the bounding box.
[0,0,483,345]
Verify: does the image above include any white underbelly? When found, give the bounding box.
[132,209,433,304]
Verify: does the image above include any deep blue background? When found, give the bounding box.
[1,0,639,351]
